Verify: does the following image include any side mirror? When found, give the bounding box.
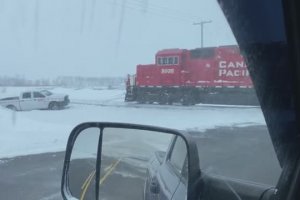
[61,122,200,200]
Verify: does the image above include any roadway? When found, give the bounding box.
[0,125,281,200]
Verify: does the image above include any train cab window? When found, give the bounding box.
[163,57,168,64]
[157,57,162,65]
[157,57,178,65]
[174,57,179,64]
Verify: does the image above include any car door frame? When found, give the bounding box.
[218,0,300,199]
[158,136,188,199]
[277,0,300,199]
[171,157,188,200]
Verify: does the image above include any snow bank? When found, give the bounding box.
[0,107,72,158]
[0,87,267,159]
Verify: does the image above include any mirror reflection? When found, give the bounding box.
[99,128,186,200]
[68,127,100,200]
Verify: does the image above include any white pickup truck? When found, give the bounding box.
[0,90,70,111]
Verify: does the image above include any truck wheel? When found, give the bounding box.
[6,105,17,111]
[49,102,60,110]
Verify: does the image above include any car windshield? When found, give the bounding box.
[40,90,52,96]
[0,1,283,200]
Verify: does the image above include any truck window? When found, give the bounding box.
[22,92,31,99]
[33,92,45,98]
[168,57,174,64]
[169,136,187,174]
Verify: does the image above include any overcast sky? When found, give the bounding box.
[0,0,236,79]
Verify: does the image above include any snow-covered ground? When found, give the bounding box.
[0,86,266,159]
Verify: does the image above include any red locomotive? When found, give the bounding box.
[125,46,258,105]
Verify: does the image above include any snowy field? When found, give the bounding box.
[0,86,266,158]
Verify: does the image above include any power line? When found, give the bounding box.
[128,0,200,19]
[104,0,198,22]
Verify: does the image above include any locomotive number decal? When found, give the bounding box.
[161,68,175,74]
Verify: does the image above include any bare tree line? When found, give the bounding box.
[0,76,125,88]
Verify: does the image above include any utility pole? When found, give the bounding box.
[193,20,212,48]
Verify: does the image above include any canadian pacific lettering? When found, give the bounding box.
[218,61,249,77]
